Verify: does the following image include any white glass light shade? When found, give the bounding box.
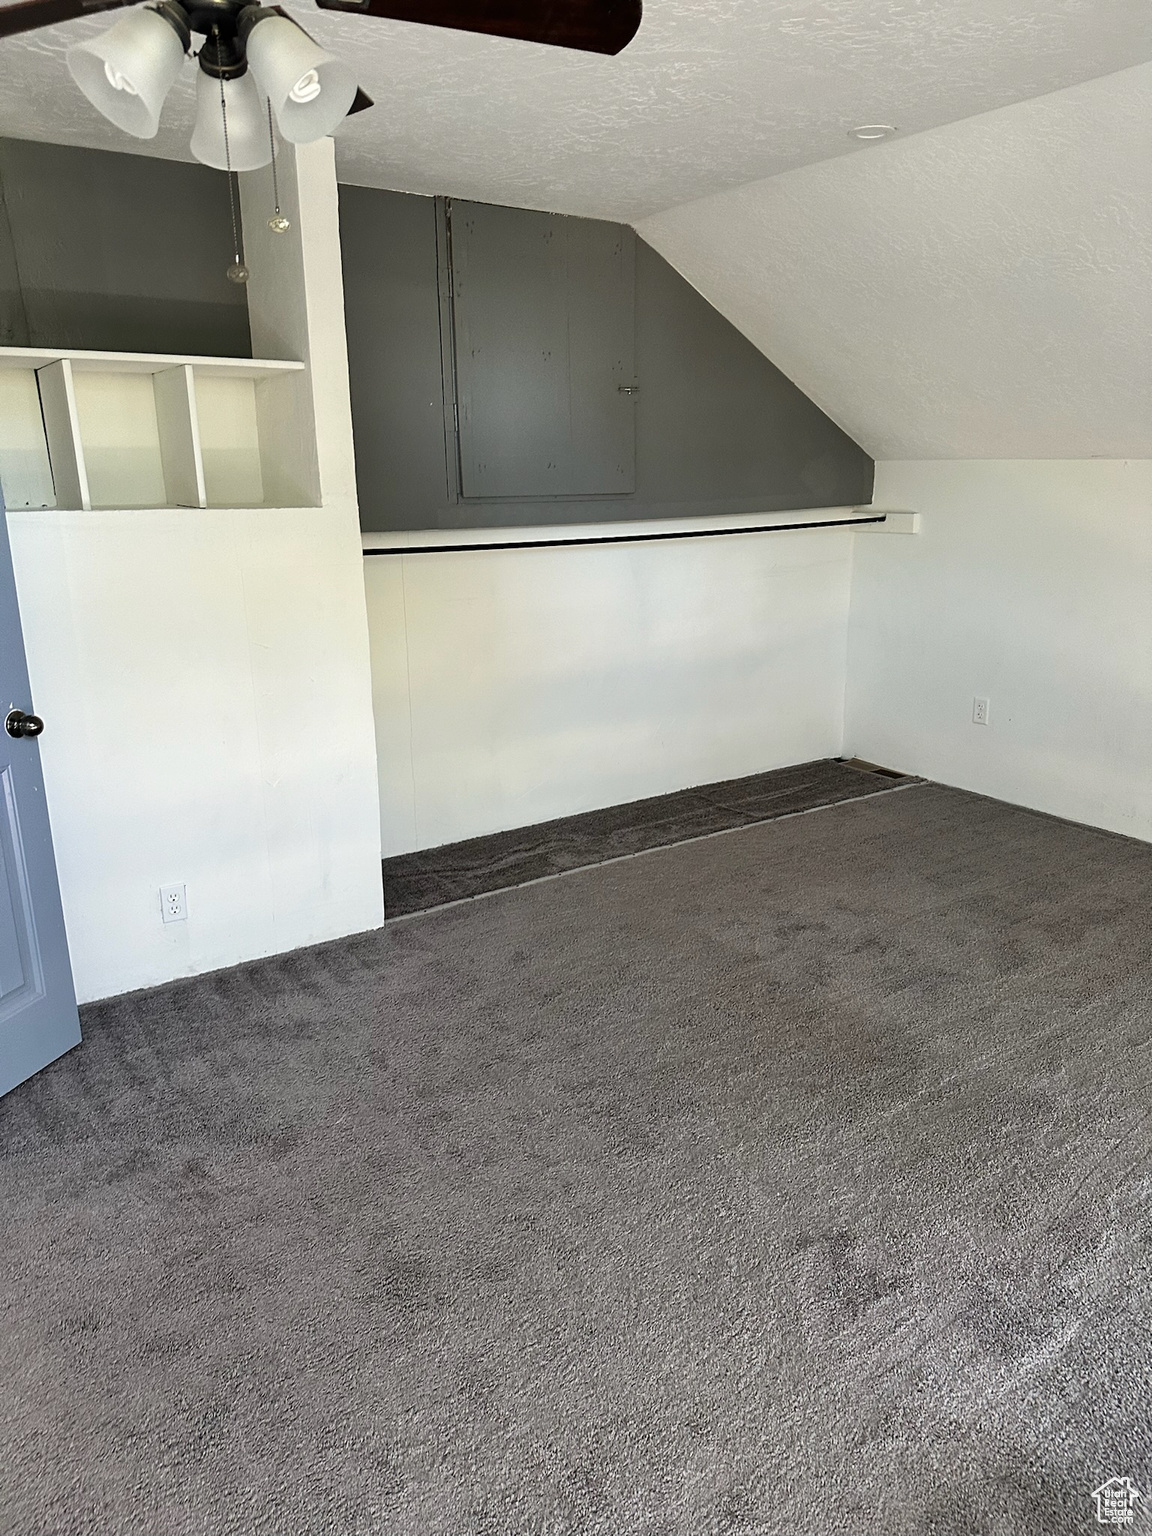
[244,15,356,144]
[190,70,273,171]
[66,7,186,139]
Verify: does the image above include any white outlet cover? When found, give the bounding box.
[972,697,990,725]
[160,883,187,923]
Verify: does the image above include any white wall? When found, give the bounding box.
[367,517,856,854]
[10,506,383,1002]
[847,460,1152,841]
[8,141,383,1002]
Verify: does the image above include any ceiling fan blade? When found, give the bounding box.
[0,0,135,41]
[311,0,642,56]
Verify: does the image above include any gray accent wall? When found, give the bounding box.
[339,185,873,532]
[0,138,250,357]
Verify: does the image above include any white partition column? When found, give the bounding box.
[240,139,358,511]
[5,137,383,1003]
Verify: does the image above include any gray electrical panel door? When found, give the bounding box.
[448,201,636,500]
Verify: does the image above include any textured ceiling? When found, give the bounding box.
[0,0,1148,219]
[637,63,1152,459]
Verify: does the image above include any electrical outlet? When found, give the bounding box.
[160,883,187,924]
[972,696,990,726]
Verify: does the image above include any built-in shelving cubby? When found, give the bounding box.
[0,347,310,511]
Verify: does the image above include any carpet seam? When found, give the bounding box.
[384,778,929,924]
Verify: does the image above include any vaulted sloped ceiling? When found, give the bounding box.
[636,63,1152,460]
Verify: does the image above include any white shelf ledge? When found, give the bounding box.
[362,506,883,554]
[0,346,304,378]
[863,510,920,534]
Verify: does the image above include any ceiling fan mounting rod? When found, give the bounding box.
[180,0,248,34]
[147,0,279,79]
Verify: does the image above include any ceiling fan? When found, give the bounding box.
[0,0,643,173]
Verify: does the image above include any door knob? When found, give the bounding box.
[5,709,44,740]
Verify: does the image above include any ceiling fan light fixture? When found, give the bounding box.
[66,5,189,139]
[190,67,273,171]
[242,12,356,143]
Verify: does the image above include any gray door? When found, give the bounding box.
[0,495,80,1097]
[449,200,636,500]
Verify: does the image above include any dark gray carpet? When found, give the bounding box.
[382,756,914,916]
[3,783,1152,1536]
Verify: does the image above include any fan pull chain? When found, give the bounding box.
[267,101,290,234]
[216,28,249,285]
